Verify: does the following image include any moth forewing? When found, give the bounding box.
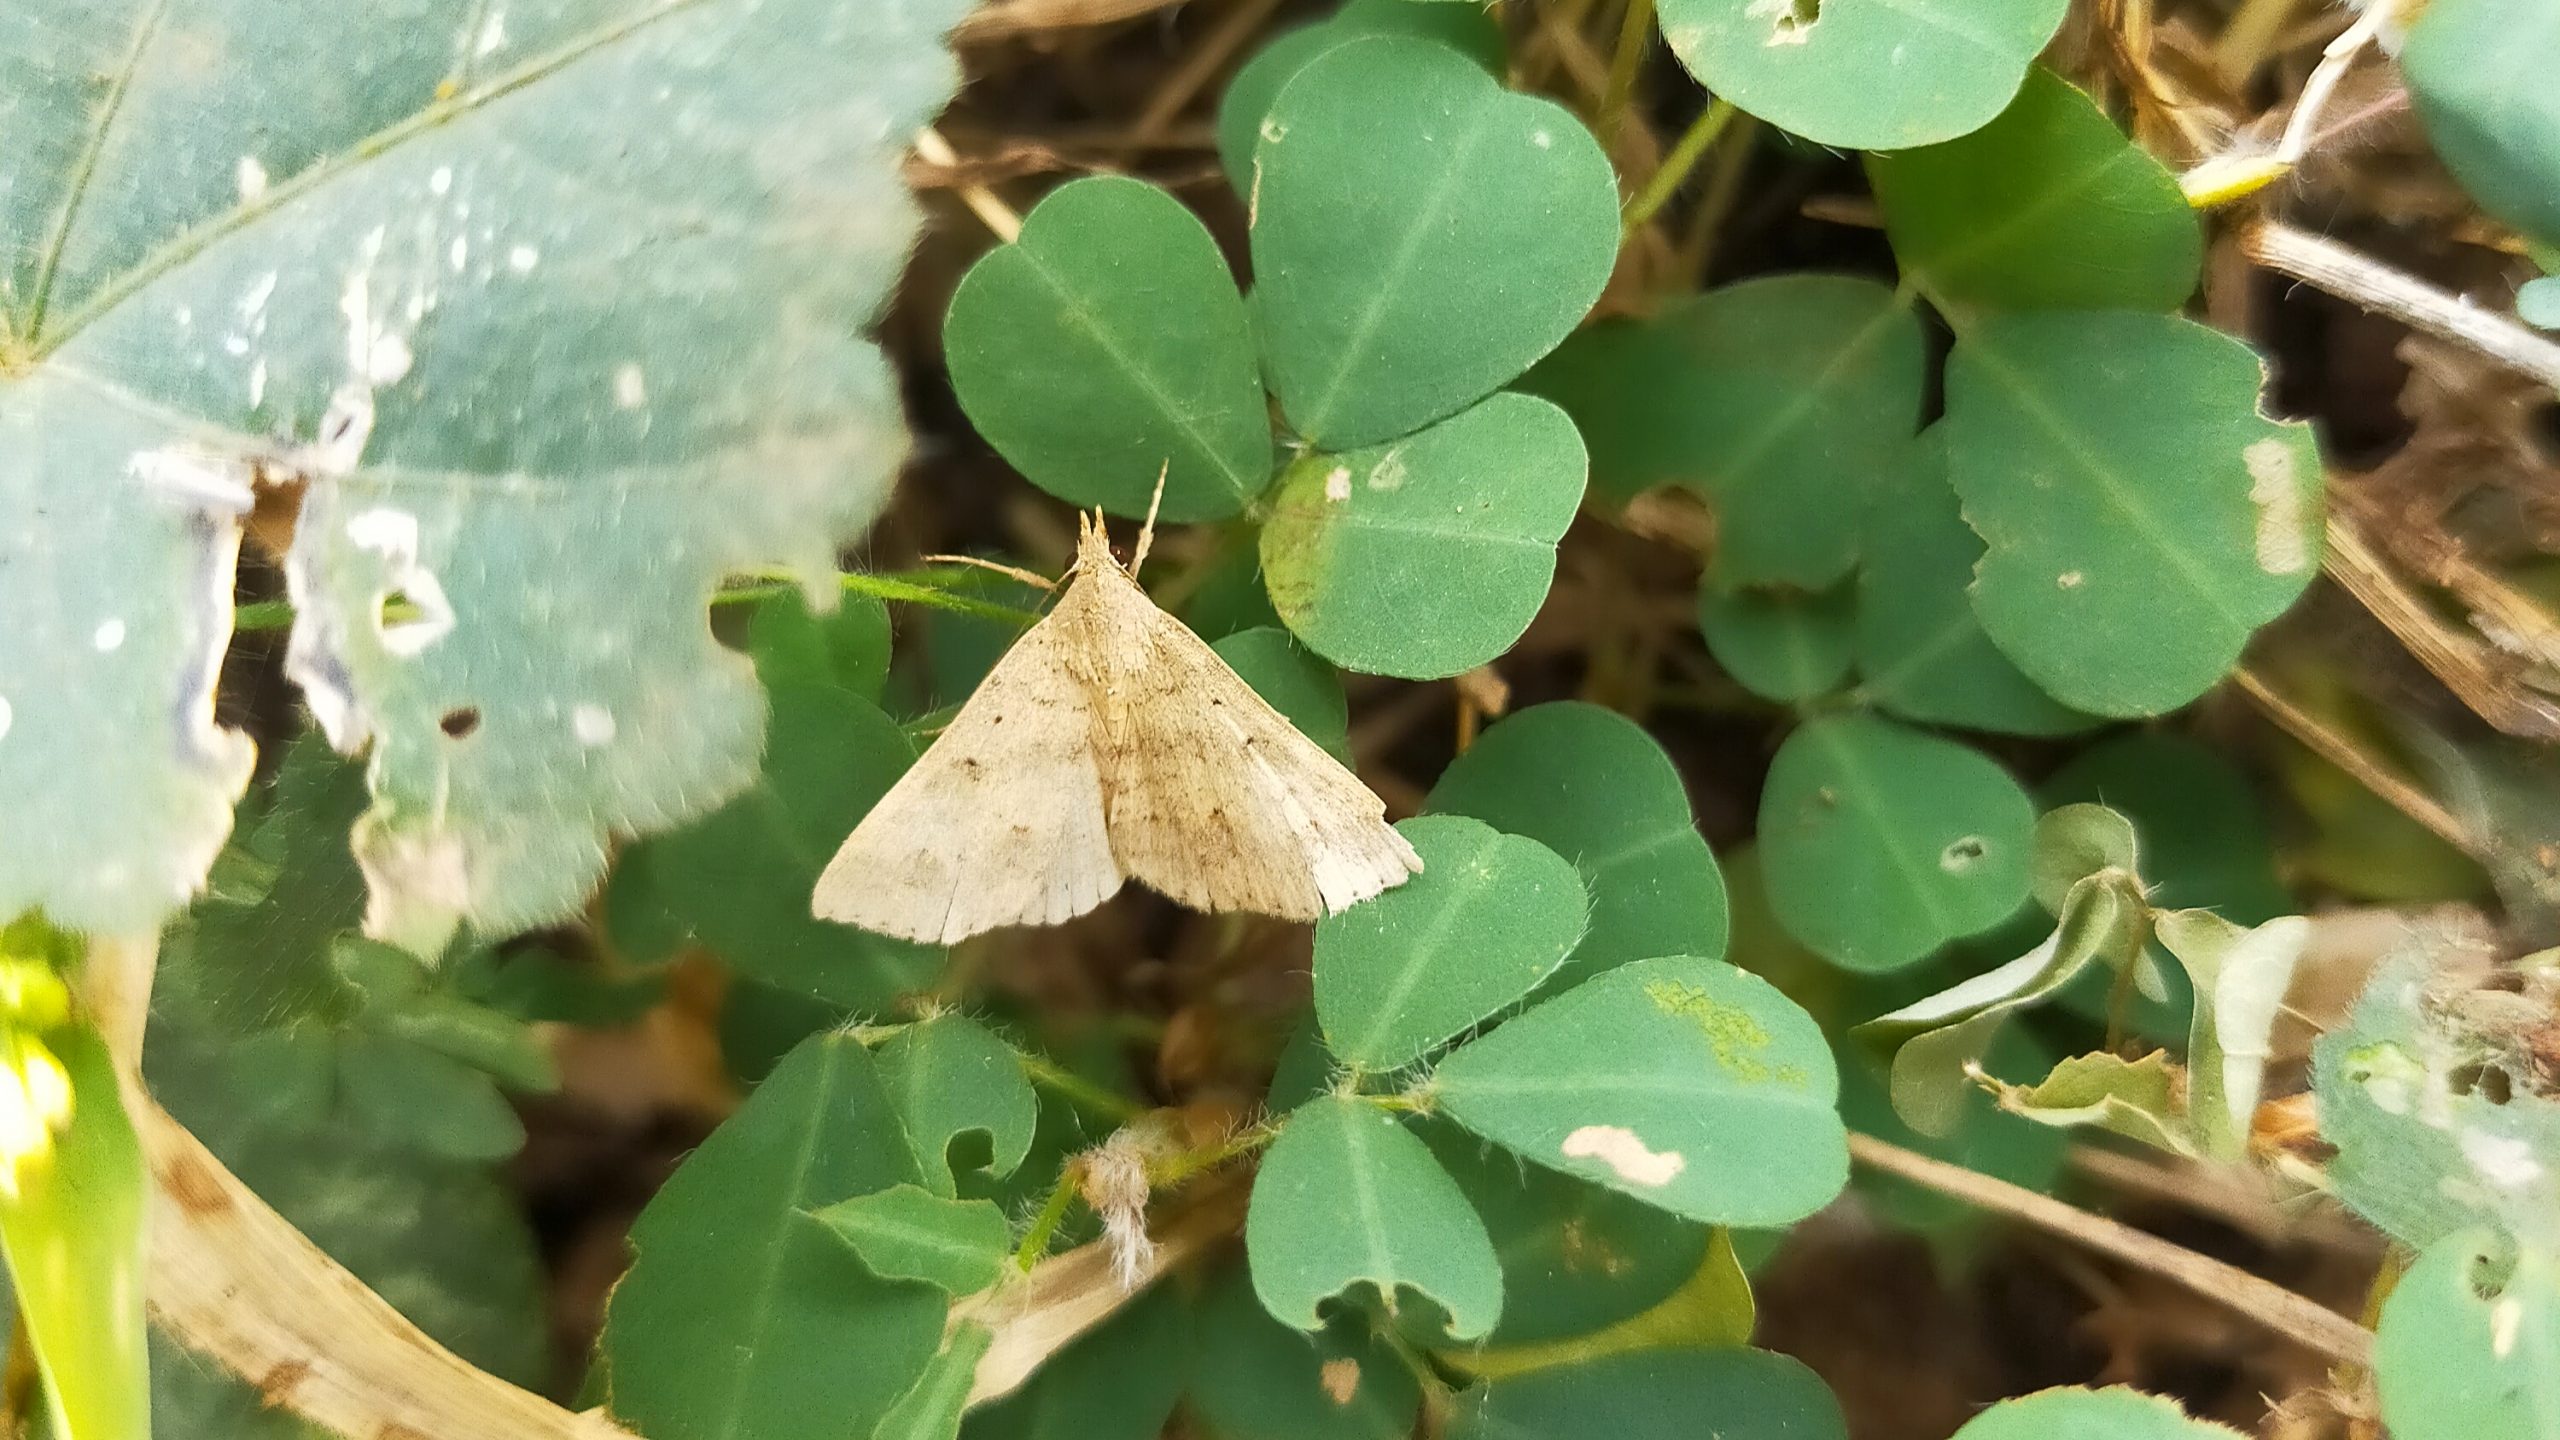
[812,519,1420,944]
[810,584,1123,944]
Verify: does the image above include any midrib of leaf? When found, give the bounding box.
[31,0,714,364]
[1811,722,1963,944]
[1855,609,1978,698]
[1337,511,1555,551]
[1699,300,1910,506]
[1956,337,2253,635]
[1858,0,2021,63]
[1576,823,1692,879]
[1905,145,2162,306]
[19,0,172,345]
[1012,243,1259,504]
[1447,1071,1822,1102]
[707,1045,854,1440]
[1335,842,1486,1066]
[1289,105,1501,441]
[1337,1108,1402,1296]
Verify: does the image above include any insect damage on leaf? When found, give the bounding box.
[1643,978,1809,1086]
[1562,1125,1686,1187]
[813,513,1422,944]
[2244,437,2310,576]
[1746,0,1819,45]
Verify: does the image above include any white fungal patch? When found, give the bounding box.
[1323,465,1352,503]
[507,244,540,272]
[429,165,454,196]
[93,619,126,653]
[2461,1129,2544,1191]
[613,363,648,410]
[571,703,617,746]
[2492,1297,2524,1359]
[1531,129,1553,150]
[238,270,278,319]
[368,330,414,386]
[1561,1125,1686,1187]
[2245,438,2309,575]
[235,155,269,201]
[130,446,256,514]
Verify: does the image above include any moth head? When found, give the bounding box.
[1073,508,1127,577]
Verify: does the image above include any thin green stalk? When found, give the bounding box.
[1621,98,1738,236]
[1013,1171,1083,1271]
[232,565,1043,635]
[1145,1125,1276,1190]
[1596,0,1658,147]
[1015,1052,1145,1126]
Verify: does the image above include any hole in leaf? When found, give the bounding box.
[2449,1062,2515,1105]
[439,707,481,738]
[1940,836,1988,873]
[1746,0,1819,43]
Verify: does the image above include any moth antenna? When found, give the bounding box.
[919,553,1058,592]
[1129,461,1170,579]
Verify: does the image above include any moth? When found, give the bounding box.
[814,513,1423,944]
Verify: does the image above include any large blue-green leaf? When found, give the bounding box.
[0,1,965,941]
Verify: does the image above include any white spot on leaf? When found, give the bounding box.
[2057,570,2085,589]
[346,508,457,657]
[2461,1129,2543,1191]
[613,363,648,410]
[507,244,540,273]
[2245,437,2309,575]
[93,619,126,653]
[475,11,508,55]
[429,166,453,196]
[0,696,12,743]
[2492,1297,2524,1359]
[1323,466,1352,503]
[235,155,269,201]
[572,704,617,746]
[1531,129,1553,150]
[1562,1125,1686,1187]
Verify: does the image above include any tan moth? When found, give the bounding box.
[813,513,1423,944]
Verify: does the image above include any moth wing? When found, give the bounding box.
[1093,581,1422,920]
[813,612,1121,945]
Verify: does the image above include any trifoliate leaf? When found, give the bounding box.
[2376,1231,2560,1440]
[1215,627,1353,761]
[1434,956,1845,1226]
[875,1014,1040,1196]
[945,176,1271,521]
[810,1186,1009,1296]
[1217,0,1507,191]
[1247,1097,1505,1341]
[1316,817,1588,1071]
[1950,1387,2242,1440]
[1428,703,1729,987]
[1187,1262,1421,1440]
[602,1032,942,1440]
[1871,68,2200,317]
[1698,583,1856,704]
[1252,37,1619,448]
[1757,714,2036,974]
[1261,393,1586,679]
[1451,1347,1846,1440]
[1855,428,2095,736]
[1944,313,2324,717]
[1657,0,2069,150]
